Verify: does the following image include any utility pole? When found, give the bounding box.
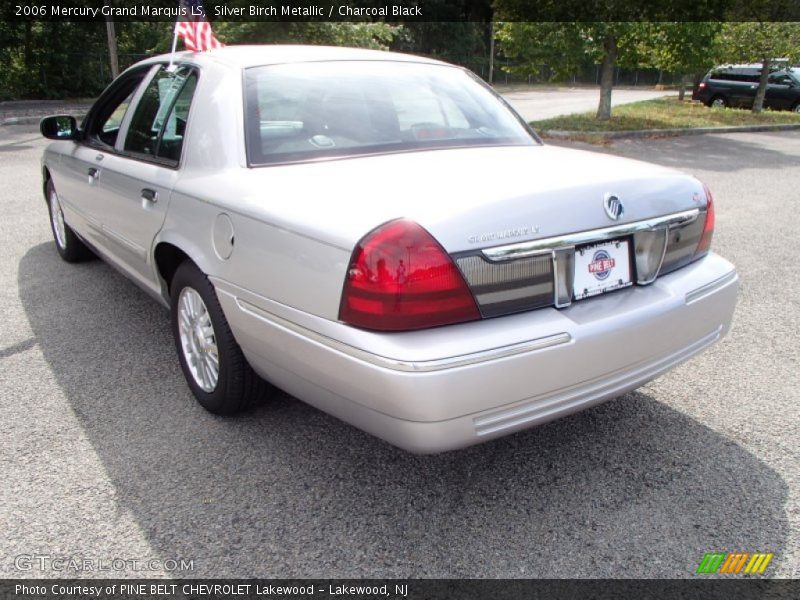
[105,15,119,80]
[488,21,495,85]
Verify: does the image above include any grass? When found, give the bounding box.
[531,97,800,137]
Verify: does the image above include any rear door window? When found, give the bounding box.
[710,70,759,82]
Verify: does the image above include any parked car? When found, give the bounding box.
[693,64,800,111]
[40,46,738,453]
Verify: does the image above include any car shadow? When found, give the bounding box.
[552,130,800,173]
[0,139,38,152]
[18,242,789,578]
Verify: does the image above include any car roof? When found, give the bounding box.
[712,64,762,71]
[146,44,449,69]
[712,61,792,71]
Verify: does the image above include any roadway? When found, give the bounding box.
[0,123,797,578]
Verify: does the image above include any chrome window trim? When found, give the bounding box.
[481,209,700,262]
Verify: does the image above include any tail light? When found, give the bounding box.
[698,82,706,89]
[694,183,715,258]
[339,220,480,331]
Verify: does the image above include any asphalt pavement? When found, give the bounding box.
[0,124,798,579]
[502,87,677,121]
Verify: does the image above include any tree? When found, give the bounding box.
[0,21,405,100]
[213,22,402,51]
[496,22,723,119]
[714,22,800,113]
[0,22,109,99]
[495,22,651,120]
[636,23,722,101]
[393,22,487,58]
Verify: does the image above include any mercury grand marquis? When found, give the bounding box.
[39,46,738,453]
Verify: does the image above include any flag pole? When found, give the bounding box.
[167,21,179,71]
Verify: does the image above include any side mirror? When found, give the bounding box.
[40,115,79,140]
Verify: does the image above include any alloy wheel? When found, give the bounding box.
[49,189,67,250]
[177,287,219,392]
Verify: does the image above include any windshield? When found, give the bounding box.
[244,61,537,166]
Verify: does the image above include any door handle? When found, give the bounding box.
[141,188,158,204]
[87,167,99,183]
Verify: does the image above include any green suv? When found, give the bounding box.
[693,64,800,112]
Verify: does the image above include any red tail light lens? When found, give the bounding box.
[694,183,715,258]
[698,82,706,89]
[339,220,480,331]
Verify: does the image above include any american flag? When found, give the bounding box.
[175,0,223,52]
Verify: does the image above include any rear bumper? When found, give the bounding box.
[692,88,710,103]
[214,253,737,453]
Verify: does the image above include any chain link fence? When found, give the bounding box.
[3,51,682,101]
[442,55,682,87]
[0,53,152,101]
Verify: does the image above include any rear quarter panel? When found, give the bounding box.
[157,184,350,322]
[156,58,350,321]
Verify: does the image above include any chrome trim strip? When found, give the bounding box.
[633,228,669,285]
[685,270,737,304]
[235,297,572,373]
[482,209,700,262]
[59,196,103,231]
[552,246,575,307]
[101,225,147,258]
[473,325,722,436]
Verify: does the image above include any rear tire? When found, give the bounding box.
[170,260,270,415]
[46,179,93,263]
[709,95,728,108]
[791,102,800,113]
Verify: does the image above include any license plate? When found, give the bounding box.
[573,239,632,301]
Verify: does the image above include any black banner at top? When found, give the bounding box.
[3,0,800,22]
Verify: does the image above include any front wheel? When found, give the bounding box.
[170,261,270,414]
[46,180,93,262]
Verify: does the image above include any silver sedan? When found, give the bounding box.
[39,45,738,453]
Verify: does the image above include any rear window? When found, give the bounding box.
[709,70,760,83]
[244,61,536,166]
